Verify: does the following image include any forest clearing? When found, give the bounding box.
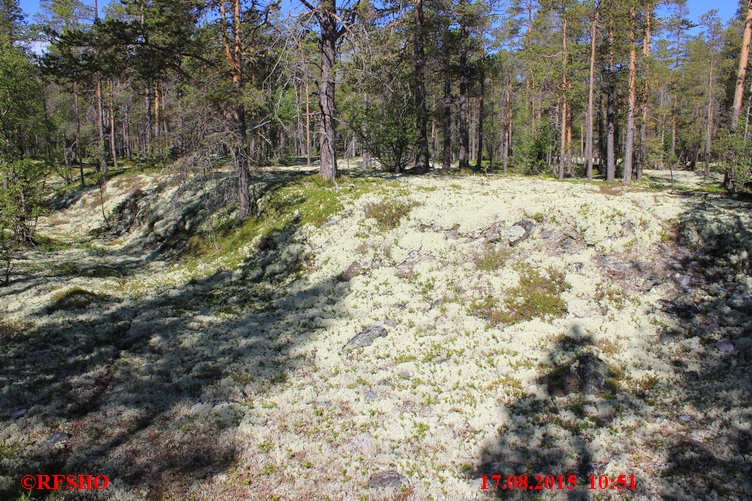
[1,165,751,500]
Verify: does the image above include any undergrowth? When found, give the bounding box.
[470,263,569,325]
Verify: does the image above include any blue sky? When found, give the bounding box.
[19,0,739,30]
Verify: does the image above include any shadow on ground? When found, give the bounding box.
[0,169,354,500]
[472,194,752,500]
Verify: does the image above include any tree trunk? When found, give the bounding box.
[559,16,568,180]
[73,79,84,187]
[96,77,107,181]
[476,64,485,171]
[623,8,637,184]
[732,0,752,128]
[442,63,451,171]
[413,0,429,171]
[585,6,598,181]
[638,6,650,181]
[315,0,339,181]
[108,80,118,171]
[705,61,714,176]
[606,26,616,182]
[458,20,469,170]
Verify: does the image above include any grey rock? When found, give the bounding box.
[368,470,410,490]
[383,319,397,328]
[321,218,338,229]
[716,340,734,352]
[679,415,691,421]
[10,409,27,419]
[570,353,615,395]
[681,274,691,286]
[45,432,71,447]
[623,220,635,234]
[344,325,387,351]
[486,223,507,243]
[540,230,553,239]
[568,262,584,273]
[509,220,535,247]
[365,391,378,400]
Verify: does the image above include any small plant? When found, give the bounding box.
[47,286,99,313]
[363,199,416,231]
[474,247,511,271]
[469,264,569,325]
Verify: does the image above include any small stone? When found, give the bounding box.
[394,302,405,309]
[365,391,378,400]
[383,319,397,328]
[716,340,734,352]
[623,220,635,234]
[681,274,691,286]
[10,409,27,419]
[344,325,388,351]
[540,230,552,239]
[321,218,338,229]
[192,402,204,409]
[679,415,691,421]
[509,220,535,247]
[368,470,410,490]
[45,432,71,447]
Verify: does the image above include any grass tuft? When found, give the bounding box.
[470,264,569,325]
[363,199,417,231]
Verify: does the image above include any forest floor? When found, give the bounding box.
[1,166,751,501]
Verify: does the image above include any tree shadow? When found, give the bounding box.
[470,193,752,499]
[0,180,353,499]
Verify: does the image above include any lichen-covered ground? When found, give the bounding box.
[1,167,751,500]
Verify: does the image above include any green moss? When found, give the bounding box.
[470,264,569,325]
[185,174,383,268]
[47,286,100,313]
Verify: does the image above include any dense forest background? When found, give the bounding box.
[1,0,752,254]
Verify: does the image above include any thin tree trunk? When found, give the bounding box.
[638,6,650,181]
[413,0,429,171]
[623,8,637,184]
[108,80,118,171]
[585,5,598,181]
[443,63,451,171]
[458,33,469,170]
[607,25,616,182]
[559,16,568,180]
[732,0,752,128]
[73,79,84,187]
[96,78,107,180]
[305,78,311,166]
[705,62,714,176]
[476,64,485,171]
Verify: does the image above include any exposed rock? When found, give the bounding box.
[9,409,27,419]
[45,431,71,448]
[681,274,692,286]
[343,325,387,351]
[571,354,615,395]
[546,353,615,396]
[339,263,363,282]
[509,220,535,247]
[365,391,378,400]
[716,340,734,352]
[485,223,507,243]
[368,470,410,490]
[321,218,338,229]
[540,230,553,239]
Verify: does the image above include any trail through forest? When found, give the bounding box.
[1,167,751,500]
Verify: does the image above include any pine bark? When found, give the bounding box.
[585,6,598,181]
[623,8,637,184]
[559,16,568,180]
[413,0,429,170]
[606,25,616,182]
[732,0,752,128]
